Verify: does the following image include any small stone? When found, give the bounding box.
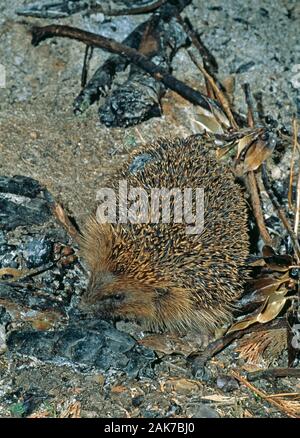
[143,410,160,418]
[190,403,219,418]
[29,131,38,140]
[217,374,239,392]
[271,166,281,180]
[132,395,143,407]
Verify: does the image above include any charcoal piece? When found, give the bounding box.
[16,0,96,18]
[0,306,12,326]
[21,237,53,269]
[236,61,255,74]
[0,198,51,231]
[7,320,156,377]
[16,0,162,19]
[0,231,6,245]
[0,284,66,314]
[18,1,191,127]
[74,21,149,114]
[97,9,189,127]
[99,74,164,127]
[0,176,51,231]
[0,175,44,198]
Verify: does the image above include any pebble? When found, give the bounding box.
[190,403,220,418]
[217,374,239,392]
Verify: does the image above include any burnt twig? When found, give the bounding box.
[247,368,300,381]
[242,83,255,128]
[241,83,273,246]
[81,45,93,88]
[187,49,237,129]
[30,24,225,119]
[246,171,273,246]
[85,0,167,17]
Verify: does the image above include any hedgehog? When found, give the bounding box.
[80,135,249,337]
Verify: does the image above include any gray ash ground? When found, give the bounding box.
[0,0,300,418]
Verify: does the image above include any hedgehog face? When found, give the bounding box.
[81,270,158,324]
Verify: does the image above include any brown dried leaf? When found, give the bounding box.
[263,254,293,271]
[250,273,289,300]
[161,378,202,395]
[227,309,263,333]
[257,291,288,324]
[236,134,255,161]
[243,138,275,172]
[228,287,289,333]
[262,245,276,258]
[193,110,224,134]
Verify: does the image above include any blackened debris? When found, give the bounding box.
[17,0,191,127]
[0,176,51,231]
[7,319,156,377]
[85,2,190,127]
[1,175,157,377]
[0,175,43,198]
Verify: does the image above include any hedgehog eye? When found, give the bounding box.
[112,293,125,302]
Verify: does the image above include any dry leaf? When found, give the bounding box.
[236,134,256,161]
[161,378,202,395]
[111,385,127,394]
[228,288,289,333]
[243,138,275,172]
[257,291,288,323]
[0,267,29,281]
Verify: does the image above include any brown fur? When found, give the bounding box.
[80,136,249,335]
